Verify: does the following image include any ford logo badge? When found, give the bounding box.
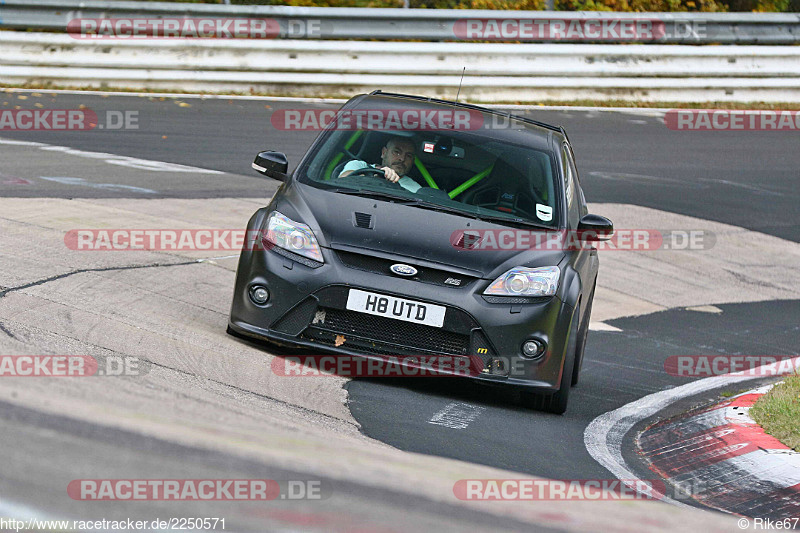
[390,264,417,277]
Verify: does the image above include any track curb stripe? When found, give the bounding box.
[637,384,800,518]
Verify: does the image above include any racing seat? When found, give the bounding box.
[331,131,425,186]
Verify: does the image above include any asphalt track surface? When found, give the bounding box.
[1,91,798,529]
[348,300,799,483]
[1,92,797,242]
[0,400,548,533]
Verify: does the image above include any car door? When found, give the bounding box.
[561,143,598,308]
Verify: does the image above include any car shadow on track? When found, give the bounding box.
[352,376,524,410]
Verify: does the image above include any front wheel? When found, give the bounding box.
[519,312,578,415]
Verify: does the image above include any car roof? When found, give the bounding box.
[347,91,569,148]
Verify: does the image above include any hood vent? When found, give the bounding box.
[452,230,481,249]
[353,212,374,229]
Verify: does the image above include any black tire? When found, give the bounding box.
[519,312,578,415]
[571,284,595,387]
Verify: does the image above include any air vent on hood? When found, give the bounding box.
[353,212,374,229]
[452,230,481,249]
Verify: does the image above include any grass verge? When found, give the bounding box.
[750,374,800,452]
[5,84,800,110]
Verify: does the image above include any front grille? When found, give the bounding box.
[335,250,476,288]
[301,329,418,356]
[305,307,470,355]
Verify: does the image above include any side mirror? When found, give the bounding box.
[252,151,288,181]
[577,214,613,241]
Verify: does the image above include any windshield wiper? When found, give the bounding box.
[327,188,416,203]
[469,213,553,230]
[328,187,553,230]
[402,200,553,230]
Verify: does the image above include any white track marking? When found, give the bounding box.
[589,321,623,332]
[0,137,223,174]
[0,138,45,147]
[40,176,158,194]
[672,449,800,489]
[428,402,484,429]
[584,356,800,506]
[685,305,723,314]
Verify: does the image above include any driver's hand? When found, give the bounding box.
[379,167,401,183]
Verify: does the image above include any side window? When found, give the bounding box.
[561,144,580,228]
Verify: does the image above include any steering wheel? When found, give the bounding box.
[341,167,408,192]
[345,167,386,179]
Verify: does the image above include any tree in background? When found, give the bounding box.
[145,0,800,12]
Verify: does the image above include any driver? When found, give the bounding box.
[339,136,422,193]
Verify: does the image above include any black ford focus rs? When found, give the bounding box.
[228,91,612,414]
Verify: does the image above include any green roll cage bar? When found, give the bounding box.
[322,130,547,203]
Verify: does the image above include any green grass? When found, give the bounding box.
[720,388,751,398]
[6,83,800,110]
[750,375,800,452]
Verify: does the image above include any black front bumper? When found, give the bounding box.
[229,238,577,391]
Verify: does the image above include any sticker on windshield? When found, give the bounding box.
[536,204,553,222]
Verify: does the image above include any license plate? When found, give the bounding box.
[346,289,446,328]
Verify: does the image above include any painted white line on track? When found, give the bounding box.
[428,402,484,430]
[583,356,800,507]
[673,449,800,489]
[0,137,223,175]
[589,321,623,332]
[685,305,723,314]
[40,176,158,194]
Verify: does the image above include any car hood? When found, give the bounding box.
[283,183,565,279]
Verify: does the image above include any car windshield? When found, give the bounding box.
[297,126,560,228]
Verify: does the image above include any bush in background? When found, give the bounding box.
[132,0,799,12]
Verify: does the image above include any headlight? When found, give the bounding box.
[263,211,324,263]
[484,266,560,297]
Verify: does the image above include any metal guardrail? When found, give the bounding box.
[2,32,799,102]
[1,0,800,44]
[4,32,799,78]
